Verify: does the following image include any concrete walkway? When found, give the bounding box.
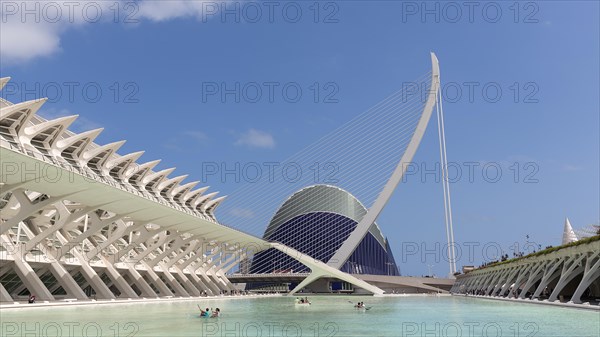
[453,294,600,311]
[0,293,282,310]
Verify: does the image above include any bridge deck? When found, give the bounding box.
[227,273,455,293]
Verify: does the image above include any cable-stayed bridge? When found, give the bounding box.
[220,53,457,294]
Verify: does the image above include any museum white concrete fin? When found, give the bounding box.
[562,218,578,245]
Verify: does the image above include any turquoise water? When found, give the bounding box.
[0,296,598,336]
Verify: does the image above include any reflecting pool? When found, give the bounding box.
[1,295,598,336]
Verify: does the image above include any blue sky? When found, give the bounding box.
[1,1,598,276]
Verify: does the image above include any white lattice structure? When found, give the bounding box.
[451,238,600,305]
[0,75,387,301]
[0,83,256,300]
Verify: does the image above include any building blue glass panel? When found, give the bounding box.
[250,212,354,273]
[249,211,399,276]
[340,232,400,276]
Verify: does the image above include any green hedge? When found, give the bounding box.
[473,235,600,271]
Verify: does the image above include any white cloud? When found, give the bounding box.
[230,207,255,219]
[0,1,219,65]
[562,164,583,172]
[0,1,113,65]
[0,21,62,64]
[163,130,209,152]
[137,1,215,22]
[37,107,101,132]
[235,129,275,149]
[182,130,209,143]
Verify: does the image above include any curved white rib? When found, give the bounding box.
[327,53,441,269]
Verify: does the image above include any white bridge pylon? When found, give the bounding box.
[327,53,442,271]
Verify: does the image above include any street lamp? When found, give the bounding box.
[385,262,394,276]
[427,264,435,278]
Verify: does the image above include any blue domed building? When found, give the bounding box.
[248,185,400,280]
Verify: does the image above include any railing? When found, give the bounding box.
[0,97,12,107]
[228,272,310,278]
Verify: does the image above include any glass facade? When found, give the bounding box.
[248,185,400,276]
